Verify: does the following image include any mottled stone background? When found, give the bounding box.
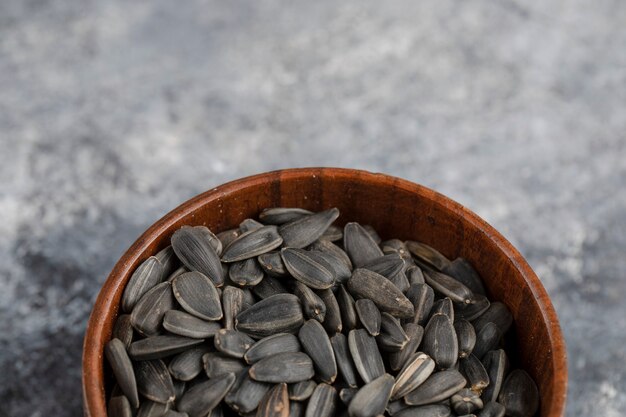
[1,0,625,415]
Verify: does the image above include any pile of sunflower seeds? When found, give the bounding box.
[105,207,540,417]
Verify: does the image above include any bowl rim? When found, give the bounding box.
[82,167,567,417]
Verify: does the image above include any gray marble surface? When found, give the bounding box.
[1,0,625,415]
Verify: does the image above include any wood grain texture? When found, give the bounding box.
[82,168,567,417]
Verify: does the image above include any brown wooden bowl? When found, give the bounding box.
[82,167,567,417]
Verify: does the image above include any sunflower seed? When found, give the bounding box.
[480,349,509,403]
[404,370,466,406]
[162,310,221,339]
[382,239,414,261]
[256,382,289,417]
[318,288,342,334]
[348,269,414,318]
[242,287,257,305]
[249,352,315,383]
[289,380,317,401]
[454,319,476,359]
[405,241,451,271]
[423,270,473,305]
[329,333,358,388]
[355,299,381,337]
[217,228,242,249]
[293,281,326,322]
[135,359,175,404]
[173,379,186,401]
[137,400,169,417]
[240,218,264,233]
[279,208,340,249]
[203,353,246,378]
[289,400,305,417]
[171,272,222,321]
[348,329,385,383]
[222,226,284,262]
[472,323,502,360]
[298,320,337,384]
[451,388,483,414]
[308,240,353,271]
[336,285,358,331]
[339,387,358,405]
[455,295,490,322]
[361,224,381,244]
[472,302,513,335]
[236,294,304,339]
[430,298,454,322]
[406,284,435,326]
[105,338,140,408]
[406,266,426,286]
[215,329,255,358]
[225,373,271,414]
[321,224,343,242]
[258,251,288,277]
[168,345,211,381]
[389,323,424,372]
[348,373,394,417]
[497,369,539,417]
[459,354,489,392]
[122,256,165,313]
[113,314,134,349]
[422,314,458,370]
[172,226,224,286]
[308,249,351,284]
[389,269,411,293]
[394,404,451,417]
[259,208,314,225]
[244,333,302,364]
[476,401,505,417]
[178,372,236,417]
[304,383,337,417]
[252,275,289,300]
[130,282,175,337]
[129,335,204,360]
[391,352,436,400]
[343,223,384,267]
[229,258,265,286]
[378,312,410,352]
[441,258,486,296]
[281,248,335,290]
[223,286,245,330]
[362,253,405,279]
[386,400,410,416]
[108,395,133,417]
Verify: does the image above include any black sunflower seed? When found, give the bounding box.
[459,354,490,393]
[134,359,175,404]
[293,281,326,322]
[202,352,246,378]
[112,314,134,349]
[480,349,509,403]
[348,373,394,417]
[257,382,289,417]
[318,288,342,334]
[472,302,513,335]
[281,248,335,290]
[249,352,315,383]
[330,333,358,388]
[172,226,224,286]
[289,380,317,401]
[343,223,384,267]
[391,352,435,400]
[472,322,502,360]
[377,312,410,352]
[362,254,405,279]
[423,270,473,305]
[240,218,264,233]
[229,258,265,286]
[258,251,288,277]
[405,241,452,271]
[177,372,236,417]
[172,271,223,321]
[236,294,304,339]
[105,338,140,408]
[121,256,164,313]
[336,285,358,331]
[422,314,458,370]
[129,335,204,361]
[441,258,486,296]
[223,286,245,330]
[430,297,454,322]
[252,275,289,300]
[130,282,175,337]
[304,383,337,417]
[404,369,466,406]
[108,395,133,417]
[216,228,242,250]
[244,333,302,364]
[168,345,211,381]
[394,404,451,417]
[454,294,490,322]
[355,299,381,337]
[450,388,483,414]
[406,284,435,326]
[347,269,414,318]
[278,208,340,249]
[214,329,255,358]
[477,401,505,417]
[389,323,424,372]
[348,329,385,384]
[298,320,337,384]
[225,372,271,414]
[136,400,169,417]
[454,319,476,359]
[162,310,221,339]
[259,207,313,225]
[222,226,284,262]
[406,266,426,286]
[497,369,539,417]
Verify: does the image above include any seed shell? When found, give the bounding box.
[348,373,394,417]
[130,281,175,337]
[355,298,381,336]
[177,372,236,417]
[108,395,133,417]
[225,373,271,414]
[134,359,175,404]
[289,380,317,401]
[497,369,539,417]
[450,388,483,414]
[281,248,335,290]
[441,258,486,296]
[377,312,410,352]
[343,223,384,267]
[298,320,337,384]
[129,335,204,361]
[256,382,289,417]
[348,329,385,383]
[162,310,221,339]
[112,314,134,349]
[424,270,473,305]
[121,256,164,313]
[168,345,211,381]
[318,288,342,334]
[405,241,452,271]
[391,352,435,400]
[236,294,304,339]
[406,284,435,326]
[422,314,458,370]
[304,383,337,417]
[215,329,255,358]
[389,323,424,372]
[472,302,513,335]
[293,281,326,322]
[203,352,246,378]
[105,338,140,408]
[336,285,358,331]
[459,354,490,392]
[229,258,265,286]
[454,319,476,359]
[278,208,340,249]
[249,352,315,383]
[172,271,223,321]
[252,275,289,300]
[259,207,313,225]
[347,269,414,318]
[472,322,502,360]
[330,333,359,388]
[480,349,509,403]
[244,333,302,364]
[221,225,283,262]
[258,251,288,277]
[223,286,245,330]
[171,226,224,286]
[404,369,467,406]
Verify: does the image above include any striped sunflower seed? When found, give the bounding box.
[377,312,410,352]
[472,302,513,335]
[454,294,490,322]
[168,345,211,381]
[240,218,264,233]
[112,314,134,349]
[229,258,265,286]
[202,353,246,378]
[362,254,405,279]
[343,223,384,267]
[298,320,337,384]
[330,333,358,388]
[454,319,476,359]
[348,329,385,383]
[407,266,426,286]
[404,369,467,406]
[278,208,340,249]
[217,228,242,249]
[259,207,313,225]
[134,359,175,404]
[391,352,435,400]
[121,256,164,313]
[308,239,353,271]
[252,275,289,300]
[256,383,289,417]
[162,310,221,339]
[258,251,288,277]
[108,395,133,417]
[472,322,502,360]
[355,298,381,337]
[244,333,301,364]
[348,373,394,417]
[137,400,169,417]
[172,226,224,286]
[450,388,483,415]
[289,380,317,401]
[480,349,509,403]
[405,241,452,271]
[389,323,424,372]
[249,352,315,383]
[215,329,255,358]
[177,372,236,417]
[336,285,358,331]
[476,401,505,417]
[497,369,539,417]
[223,286,245,330]
[424,270,473,305]
[430,297,454,322]
[339,387,358,406]
[347,269,414,318]
[105,338,140,408]
[155,246,178,280]
[422,314,458,370]
[130,281,174,337]
[225,373,271,414]
[388,269,411,294]
[406,284,435,326]
[222,226,283,263]
[236,294,304,339]
[281,248,335,290]
[320,224,343,241]
[318,288,342,334]
[172,271,223,321]
[293,281,326,322]
[304,383,337,417]
[459,354,489,392]
[129,335,204,361]
[441,258,486,296]
[381,239,412,263]
[394,404,451,417]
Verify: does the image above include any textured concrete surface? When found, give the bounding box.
[1,0,625,415]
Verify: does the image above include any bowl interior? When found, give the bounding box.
[83,168,566,417]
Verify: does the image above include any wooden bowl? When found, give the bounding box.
[82,168,567,417]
